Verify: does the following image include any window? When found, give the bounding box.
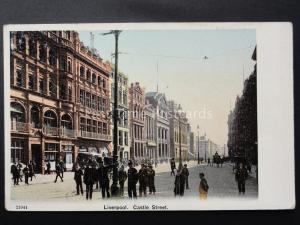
[124,132,128,146]
[60,84,66,100]
[30,106,40,128]
[123,92,127,105]
[80,66,85,78]
[98,76,101,86]
[97,96,102,111]
[80,117,86,132]
[80,90,85,105]
[60,57,66,70]
[39,42,47,63]
[29,38,36,57]
[16,67,24,87]
[86,119,91,132]
[49,48,56,66]
[92,73,96,84]
[86,70,91,82]
[11,139,24,163]
[68,87,72,101]
[49,74,57,98]
[44,110,57,127]
[119,130,123,146]
[103,123,107,134]
[97,121,102,133]
[16,32,25,52]
[118,90,122,104]
[102,79,106,89]
[85,92,91,108]
[91,94,96,110]
[28,67,35,90]
[61,114,72,129]
[92,120,97,133]
[67,59,72,72]
[39,77,44,94]
[11,102,25,123]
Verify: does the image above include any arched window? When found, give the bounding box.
[80,66,85,78]
[44,110,57,127]
[92,73,96,84]
[30,106,40,128]
[11,102,25,122]
[61,114,72,129]
[86,69,91,82]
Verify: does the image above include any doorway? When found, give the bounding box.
[31,144,42,173]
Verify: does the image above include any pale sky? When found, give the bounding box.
[79,29,256,147]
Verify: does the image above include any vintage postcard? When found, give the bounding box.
[3,22,295,211]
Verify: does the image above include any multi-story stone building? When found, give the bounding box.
[109,67,130,161]
[198,134,219,161]
[10,31,111,173]
[168,100,189,162]
[129,82,146,161]
[146,92,170,163]
[144,99,156,160]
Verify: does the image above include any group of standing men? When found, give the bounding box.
[72,159,156,200]
[11,161,35,185]
[170,158,190,196]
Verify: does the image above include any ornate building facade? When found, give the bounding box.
[145,92,170,162]
[129,82,146,161]
[168,100,189,162]
[144,99,156,161]
[10,31,111,173]
[109,68,130,161]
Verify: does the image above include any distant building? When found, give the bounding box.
[109,67,130,161]
[129,82,146,161]
[198,135,219,161]
[168,101,189,162]
[144,99,156,160]
[146,92,170,162]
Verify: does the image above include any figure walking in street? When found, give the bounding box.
[235,163,248,194]
[118,165,127,196]
[46,160,51,175]
[138,164,148,197]
[59,159,65,178]
[127,160,138,198]
[28,160,36,180]
[84,160,95,200]
[17,161,23,182]
[74,164,83,195]
[147,164,156,194]
[181,164,190,189]
[54,161,63,182]
[170,158,176,176]
[174,170,185,196]
[11,162,19,185]
[23,164,29,185]
[199,173,209,199]
[98,161,110,198]
[207,158,210,166]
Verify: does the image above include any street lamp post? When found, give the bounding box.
[102,30,122,197]
[197,125,200,164]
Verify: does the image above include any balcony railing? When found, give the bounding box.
[60,128,76,138]
[11,121,29,133]
[43,126,60,136]
[81,131,111,141]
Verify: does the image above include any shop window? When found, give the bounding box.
[11,139,24,163]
